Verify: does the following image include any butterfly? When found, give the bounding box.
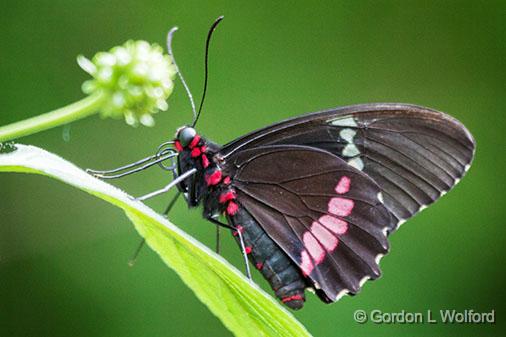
[87,18,475,310]
[171,103,475,309]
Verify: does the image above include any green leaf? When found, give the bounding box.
[0,144,311,337]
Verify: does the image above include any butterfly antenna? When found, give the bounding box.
[167,26,197,122]
[192,15,224,128]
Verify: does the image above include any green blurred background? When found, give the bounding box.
[1,1,505,336]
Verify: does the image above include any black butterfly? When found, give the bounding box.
[87,18,475,310]
[167,103,475,309]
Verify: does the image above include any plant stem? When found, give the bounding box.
[0,92,106,142]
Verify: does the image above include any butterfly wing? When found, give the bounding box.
[221,103,475,230]
[224,145,394,302]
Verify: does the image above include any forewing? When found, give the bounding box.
[221,103,475,230]
[227,145,394,302]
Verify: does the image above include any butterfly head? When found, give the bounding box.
[176,126,197,147]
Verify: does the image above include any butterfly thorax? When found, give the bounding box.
[174,127,237,219]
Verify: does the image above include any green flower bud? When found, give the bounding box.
[77,40,176,127]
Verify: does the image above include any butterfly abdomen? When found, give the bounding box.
[229,207,307,310]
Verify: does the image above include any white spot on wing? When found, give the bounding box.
[347,157,364,171]
[337,126,362,167]
[329,116,358,127]
[375,253,384,264]
[331,242,387,302]
[339,128,356,142]
[343,144,360,157]
[397,218,407,228]
[440,173,462,198]
[335,288,349,301]
[377,192,384,203]
[359,275,371,287]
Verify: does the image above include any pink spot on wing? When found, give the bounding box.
[335,176,351,194]
[328,197,354,217]
[303,232,325,263]
[300,250,314,276]
[319,215,348,235]
[311,222,338,252]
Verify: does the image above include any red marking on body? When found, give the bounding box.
[319,215,348,235]
[328,197,354,217]
[190,147,201,158]
[245,246,252,254]
[311,222,338,252]
[200,145,207,152]
[188,135,200,149]
[303,232,325,264]
[300,251,314,276]
[335,176,351,194]
[205,170,222,186]
[226,201,239,215]
[174,140,183,152]
[232,225,244,237]
[201,155,210,168]
[255,262,263,270]
[281,295,304,303]
[223,176,231,185]
[219,190,236,203]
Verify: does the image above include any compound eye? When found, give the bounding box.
[178,127,197,146]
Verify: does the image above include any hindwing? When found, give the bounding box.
[224,145,393,302]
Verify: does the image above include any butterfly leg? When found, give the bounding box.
[236,227,252,280]
[215,225,221,254]
[128,239,146,267]
[128,190,182,266]
[162,191,182,216]
[207,218,252,280]
[136,169,197,201]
